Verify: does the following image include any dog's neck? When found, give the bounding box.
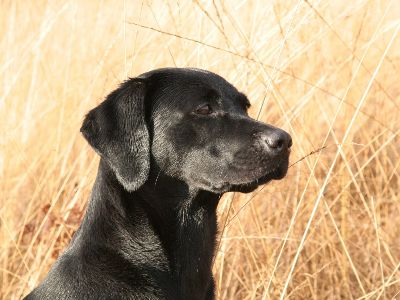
[73,159,220,298]
[136,165,220,297]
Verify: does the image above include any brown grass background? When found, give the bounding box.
[1,0,400,299]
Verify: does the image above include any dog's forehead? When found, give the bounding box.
[141,68,241,106]
[141,68,235,90]
[139,67,215,79]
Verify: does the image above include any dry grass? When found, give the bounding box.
[1,0,400,299]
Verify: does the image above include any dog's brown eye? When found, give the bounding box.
[195,104,213,115]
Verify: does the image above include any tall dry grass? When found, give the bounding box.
[1,0,400,299]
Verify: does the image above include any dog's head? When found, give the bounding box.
[81,68,292,193]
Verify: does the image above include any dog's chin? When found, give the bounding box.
[209,160,289,194]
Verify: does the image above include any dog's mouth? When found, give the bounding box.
[210,157,289,194]
[231,159,288,193]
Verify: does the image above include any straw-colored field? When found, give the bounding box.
[1,0,399,299]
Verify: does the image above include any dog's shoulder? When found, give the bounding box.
[25,248,175,300]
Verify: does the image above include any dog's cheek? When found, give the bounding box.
[150,120,199,176]
[167,120,201,149]
[184,148,233,188]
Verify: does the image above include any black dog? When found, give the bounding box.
[25,68,292,300]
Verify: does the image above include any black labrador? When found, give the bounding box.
[25,68,292,300]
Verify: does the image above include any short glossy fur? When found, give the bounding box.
[25,68,292,300]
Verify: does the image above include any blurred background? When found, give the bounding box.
[1,0,399,299]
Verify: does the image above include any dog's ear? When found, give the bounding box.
[80,78,149,191]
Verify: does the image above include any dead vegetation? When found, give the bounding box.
[1,0,399,299]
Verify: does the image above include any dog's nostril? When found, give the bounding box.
[263,130,291,152]
[266,136,284,149]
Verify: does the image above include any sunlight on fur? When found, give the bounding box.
[1,0,399,299]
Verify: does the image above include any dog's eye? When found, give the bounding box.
[195,104,213,115]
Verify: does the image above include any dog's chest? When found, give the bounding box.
[174,204,217,299]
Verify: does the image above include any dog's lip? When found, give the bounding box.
[241,164,283,186]
[207,150,291,193]
[211,161,287,192]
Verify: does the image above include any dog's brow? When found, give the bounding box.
[204,88,222,106]
[236,93,251,109]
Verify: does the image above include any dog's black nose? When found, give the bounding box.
[261,129,292,154]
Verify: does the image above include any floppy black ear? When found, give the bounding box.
[80,79,149,191]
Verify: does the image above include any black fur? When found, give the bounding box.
[25,68,292,300]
